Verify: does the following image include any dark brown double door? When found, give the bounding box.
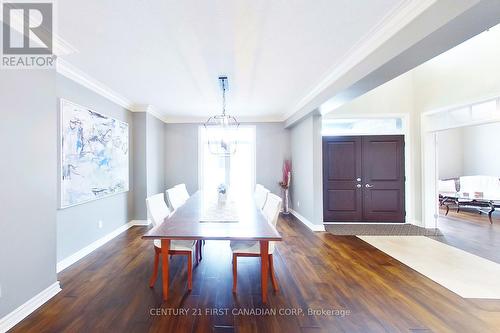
[323,135,405,223]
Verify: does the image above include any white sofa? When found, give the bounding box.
[458,175,500,200]
[438,179,458,198]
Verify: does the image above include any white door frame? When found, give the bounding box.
[421,97,500,228]
[321,113,414,224]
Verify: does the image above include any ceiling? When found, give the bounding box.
[58,0,404,121]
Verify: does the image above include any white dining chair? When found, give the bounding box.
[254,184,270,210]
[175,183,190,202]
[230,192,282,294]
[146,193,196,290]
[167,186,204,261]
[166,187,185,211]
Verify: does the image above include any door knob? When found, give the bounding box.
[356,184,362,188]
[365,184,374,188]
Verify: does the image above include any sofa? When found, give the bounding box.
[438,179,458,198]
[458,175,500,200]
[440,175,500,224]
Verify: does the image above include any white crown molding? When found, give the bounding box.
[289,209,325,232]
[282,0,437,121]
[129,104,170,123]
[55,1,437,126]
[163,115,285,124]
[56,60,285,124]
[55,58,288,124]
[0,282,61,332]
[55,61,171,122]
[57,58,134,110]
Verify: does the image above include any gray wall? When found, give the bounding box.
[312,115,323,226]
[146,114,166,196]
[56,75,134,261]
[132,113,147,219]
[255,123,291,194]
[164,123,199,194]
[289,117,314,221]
[0,70,58,318]
[164,123,290,196]
[289,115,323,225]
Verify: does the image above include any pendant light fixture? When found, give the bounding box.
[204,76,240,156]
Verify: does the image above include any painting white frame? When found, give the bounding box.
[59,99,129,209]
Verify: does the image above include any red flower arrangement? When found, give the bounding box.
[279,160,292,189]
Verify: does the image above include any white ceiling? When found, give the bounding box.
[58,0,404,121]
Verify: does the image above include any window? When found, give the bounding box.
[425,98,500,132]
[199,126,256,196]
[322,117,403,136]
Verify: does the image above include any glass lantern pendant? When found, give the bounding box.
[204,76,240,156]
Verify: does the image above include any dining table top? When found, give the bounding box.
[142,191,283,241]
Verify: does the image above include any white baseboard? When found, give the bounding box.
[56,220,149,273]
[289,209,326,232]
[0,282,61,333]
[130,219,151,226]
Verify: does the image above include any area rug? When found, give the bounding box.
[325,224,442,236]
[358,236,500,299]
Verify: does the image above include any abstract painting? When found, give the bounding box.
[60,99,129,208]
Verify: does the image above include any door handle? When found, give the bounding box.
[365,184,374,188]
[356,184,362,188]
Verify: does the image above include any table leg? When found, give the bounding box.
[161,239,171,301]
[488,203,495,224]
[260,240,269,304]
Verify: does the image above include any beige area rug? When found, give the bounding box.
[358,236,500,299]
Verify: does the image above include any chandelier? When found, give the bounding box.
[204,76,240,156]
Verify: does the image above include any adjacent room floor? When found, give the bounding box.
[433,207,500,264]
[11,215,500,333]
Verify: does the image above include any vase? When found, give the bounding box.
[218,192,227,204]
[282,188,290,214]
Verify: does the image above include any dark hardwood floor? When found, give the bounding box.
[11,214,500,333]
[432,207,500,264]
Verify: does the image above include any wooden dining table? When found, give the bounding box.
[142,191,282,303]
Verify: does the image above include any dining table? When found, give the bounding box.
[142,191,283,303]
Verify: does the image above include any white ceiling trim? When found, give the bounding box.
[282,0,437,121]
[55,1,434,125]
[57,58,134,110]
[128,104,170,122]
[56,59,283,124]
[163,115,284,124]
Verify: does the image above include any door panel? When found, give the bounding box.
[323,137,362,221]
[322,135,405,223]
[362,135,405,222]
